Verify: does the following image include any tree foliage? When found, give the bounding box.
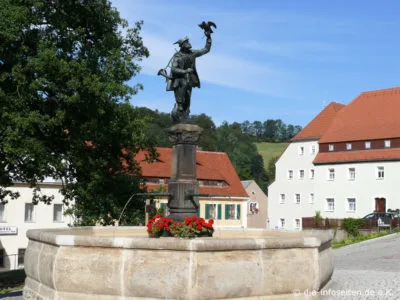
[0,0,153,225]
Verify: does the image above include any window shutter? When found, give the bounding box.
[196,206,200,217]
[225,204,230,220]
[237,204,241,220]
[205,204,210,219]
[160,203,167,216]
[53,206,57,221]
[217,204,222,220]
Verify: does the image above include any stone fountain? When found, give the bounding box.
[23,22,333,299]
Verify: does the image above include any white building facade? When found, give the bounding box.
[0,182,72,272]
[313,160,399,219]
[268,140,319,230]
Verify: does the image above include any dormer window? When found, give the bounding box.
[310,145,316,154]
[385,140,391,148]
[328,144,334,151]
[346,143,352,150]
[299,146,304,155]
[365,141,371,149]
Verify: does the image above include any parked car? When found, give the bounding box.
[362,212,393,225]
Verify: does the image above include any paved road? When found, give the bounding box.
[322,233,400,299]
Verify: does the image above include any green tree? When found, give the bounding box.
[190,113,217,151]
[0,0,153,225]
[266,155,279,184]
[216,122,269,192]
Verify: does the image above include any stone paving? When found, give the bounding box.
[321,233,400,300]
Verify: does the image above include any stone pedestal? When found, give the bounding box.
[167,123,203,221]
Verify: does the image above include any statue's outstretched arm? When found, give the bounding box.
[193,35,212,58]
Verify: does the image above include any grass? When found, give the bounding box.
[255,142,288,169]
[0,269,25,294]
[332,230,397,248]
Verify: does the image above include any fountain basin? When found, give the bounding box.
[24,227,333,299]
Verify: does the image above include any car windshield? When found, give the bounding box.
[364,214,375,219]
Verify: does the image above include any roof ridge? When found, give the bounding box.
[360,87,400,97]
[197,150,226,155]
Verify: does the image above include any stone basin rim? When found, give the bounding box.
[27,227,332,251]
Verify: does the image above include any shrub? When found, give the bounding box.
[314,211,323,227]
[342,218,367,237]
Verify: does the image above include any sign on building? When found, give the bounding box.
[0,226,18,235]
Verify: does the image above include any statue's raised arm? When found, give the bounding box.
[157,21,216,123]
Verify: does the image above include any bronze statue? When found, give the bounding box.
[158,21,216,123]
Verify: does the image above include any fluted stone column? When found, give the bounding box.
[167,123,203,221]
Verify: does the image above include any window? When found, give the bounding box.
[326,198,335,211]
[365,141,371,149]
[18,248,25,267]
[348,168,355,180]
[346,143,352,150]
[385,140,391,148]
[294,218,301,229]
[53,204,63,222]
[295,193,301,204]
[310,145,316,154]
[299,170,305,180]
[205,204,221,220]
[309,193,314,204]
[377,166,385,179]
[288,170,293,180]
[249,202,258,214]
[328,144,334,151]
[279,194,286,204]
[280,218,285,228]
[328,168,335,180]
[309,169,315,179]
[299,146,304,155]
[24,204,35,222]
[0,204,4,222]
[0,249,4,268]
[225,204,240,220]
[347,198,356,212]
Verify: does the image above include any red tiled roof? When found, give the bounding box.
[319,87,400,143]
[314,148,400,164]
[136,148,248,197]
[291,102,345,141]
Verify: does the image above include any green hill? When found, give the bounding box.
[255,142,287,169]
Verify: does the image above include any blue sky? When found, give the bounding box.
[112,0,400,127]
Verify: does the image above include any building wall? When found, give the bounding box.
[268,140,319,230]
[155,197,249,228]
[314,161,400,218]
[0,183,73,272]
[243,181,268,228]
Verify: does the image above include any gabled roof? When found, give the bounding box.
[319,87,400,143]
[291,102,345,141]
[136,147,248,197]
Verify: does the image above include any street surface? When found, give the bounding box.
[321,233,400,299]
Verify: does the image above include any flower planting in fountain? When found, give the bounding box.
[147,214,214,238]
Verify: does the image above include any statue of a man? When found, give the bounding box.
[159,22,215,123]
